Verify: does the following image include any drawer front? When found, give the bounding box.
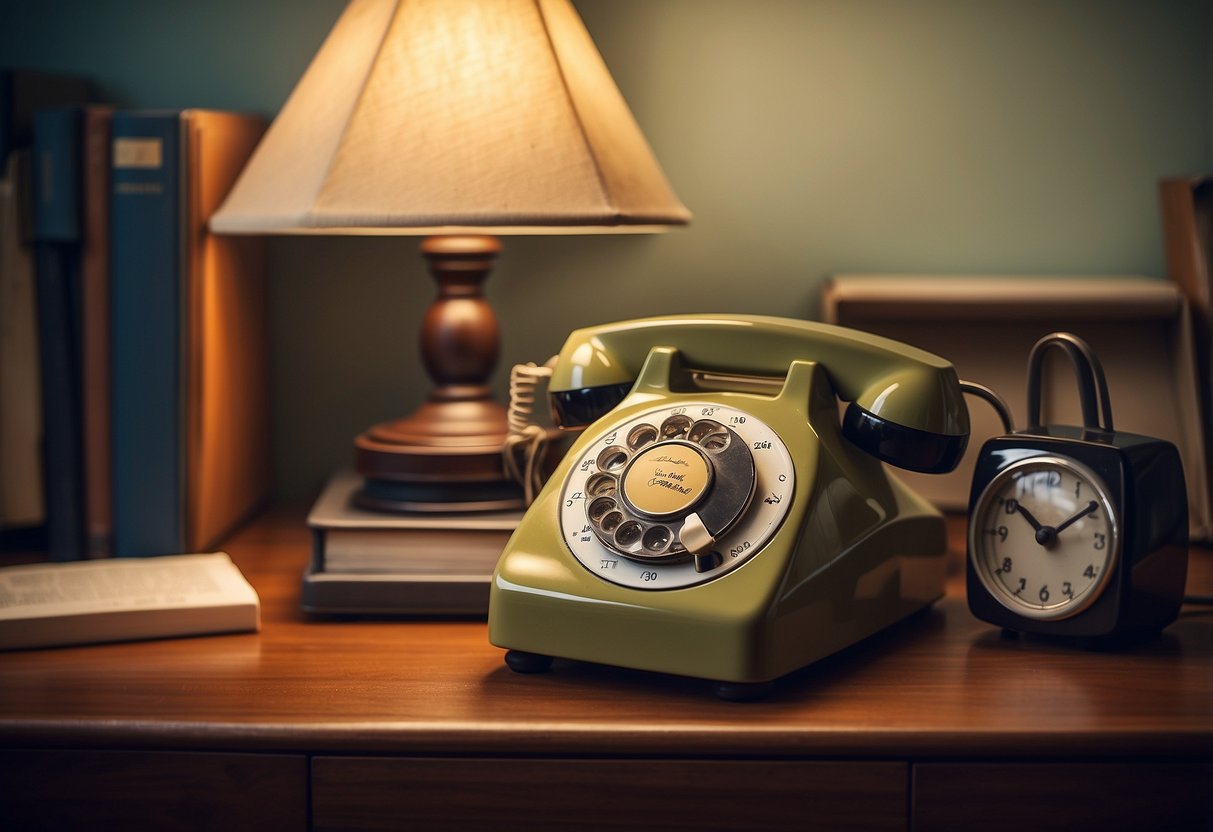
[0,749,307,832]
[313,756,907,832]
[914,762,1213,831]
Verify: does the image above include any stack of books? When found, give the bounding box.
[1,68,271,562]
[304,469,522,616]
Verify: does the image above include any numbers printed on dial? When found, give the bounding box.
[559,402,795,590]
[972,456,1117,620]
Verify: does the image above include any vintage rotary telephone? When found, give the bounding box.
[488,314,970,699]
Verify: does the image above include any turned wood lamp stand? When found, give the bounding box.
[207,0,691,516]
[354,235,524,513]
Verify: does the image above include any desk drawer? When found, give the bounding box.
[913,762,1213,831]
[0,749,307,831]
[313,756,907,832]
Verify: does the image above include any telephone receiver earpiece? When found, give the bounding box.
[841,398,968,474]
[547,315,969,474]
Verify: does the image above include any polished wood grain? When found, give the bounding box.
[0,508,1210,761]
[2,508,1211,830]
[2,509,1213,761]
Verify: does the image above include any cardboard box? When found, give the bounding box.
[821,274,1210,539]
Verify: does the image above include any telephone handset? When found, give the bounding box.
[546,314,968,472]
[488,314,969,699]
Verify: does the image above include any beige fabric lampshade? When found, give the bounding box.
[209,0,691,235]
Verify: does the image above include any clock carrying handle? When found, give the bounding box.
[1025,332,1114,431]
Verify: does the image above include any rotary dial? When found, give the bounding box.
[559,403,795,590]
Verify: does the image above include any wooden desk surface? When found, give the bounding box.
[2,509,1211,760]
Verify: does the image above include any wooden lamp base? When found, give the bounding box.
[353,235,525,513]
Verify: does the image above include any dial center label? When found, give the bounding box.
[622,443,710,517]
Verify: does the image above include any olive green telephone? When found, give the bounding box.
[488,314,969,699]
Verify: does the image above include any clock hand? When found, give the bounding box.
[1008,499,1057,546]
[1054,501,1099,535]
[1008,499,1044,531]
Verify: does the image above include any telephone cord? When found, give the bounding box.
[959,380,1016,433]
[502,358,558,506]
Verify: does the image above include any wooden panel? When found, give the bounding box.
[913,762,1213,831]
[313,756,907,832]
[0,749,307,831]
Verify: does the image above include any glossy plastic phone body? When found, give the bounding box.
[488,315,968,691]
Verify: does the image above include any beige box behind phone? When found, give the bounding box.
[822,275,1211,539]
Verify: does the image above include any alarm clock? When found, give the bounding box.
[966,333,1189,640]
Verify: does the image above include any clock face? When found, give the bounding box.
[970,455,1119,620]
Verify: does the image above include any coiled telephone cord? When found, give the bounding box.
[502,358,558,506]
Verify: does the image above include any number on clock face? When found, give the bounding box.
[971,456,1118,620]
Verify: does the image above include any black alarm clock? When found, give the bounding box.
[966,333,1189,640]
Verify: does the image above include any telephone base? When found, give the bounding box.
[501,650,777,700]
[491,504,947,690]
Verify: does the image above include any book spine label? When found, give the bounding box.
[110,113,185,556]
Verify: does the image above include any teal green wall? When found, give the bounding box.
[3,0,1210,501]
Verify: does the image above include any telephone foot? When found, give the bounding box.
[504,650,554,674]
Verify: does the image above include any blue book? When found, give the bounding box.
[109,110,269,557]
[109,112,181,557]
[31,107,86,561]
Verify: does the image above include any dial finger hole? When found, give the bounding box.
[596,445,630,473]
[642,525,672,553]
[614,521,644,549]
[587,496,616,522]
[599,511,623,533]
[659,414,693,439]
[626,423,659,450]
[585,474,617,498]
[688,419,729,451]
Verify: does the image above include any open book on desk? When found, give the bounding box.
[0,552,259,650]
[303,469,522,617]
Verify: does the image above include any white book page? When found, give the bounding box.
[0,552,258,620]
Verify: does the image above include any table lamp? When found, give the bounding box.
[210,0,690,513]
